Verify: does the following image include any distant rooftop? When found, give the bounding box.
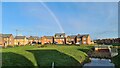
[2,34,12,38]
[15,36,26,39]
[54,33,65,39]
[43,36,53,39]
[28,36,39,40]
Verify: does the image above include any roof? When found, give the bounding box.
[77,35,82,38]
[94,45,112,49]
[2,34,12,38]
[28,36,39,40]
[67,35,77,39]
[43,36,53,39]
[54,37,65,39]
[15,36,26,39]
[55,33,65,36]
[77,34,89,38]
[54,33,65,39]
[83,34,89,37]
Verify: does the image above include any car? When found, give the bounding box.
[54,42,58,44]
[31,42,37,45]
[38,42,41,44]
[76,42,81,45]
[31,43,36,45]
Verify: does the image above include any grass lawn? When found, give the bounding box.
[0,45,94,68]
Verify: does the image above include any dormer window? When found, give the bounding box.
[61,35,63,37]
[83,38,86,40]
[55,35,58,37]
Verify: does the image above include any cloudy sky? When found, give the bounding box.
[2,2,118,39]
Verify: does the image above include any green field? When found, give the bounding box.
[0,45,93,68]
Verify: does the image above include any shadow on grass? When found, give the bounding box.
[77,49,92,64]
[78,48,111,59]
[1,52,34,68]
[77,48,93,58]
[78,49,92,53]
[27,50,81,68]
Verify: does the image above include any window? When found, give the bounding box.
[83,38,86,40]
[83,42,86,44]
[61,35,63,37]
[9,42,11,44]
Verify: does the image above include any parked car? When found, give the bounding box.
[54,42,58,44]
[38,42,41,44]
[31,42,36,45]
[76,42,81,45]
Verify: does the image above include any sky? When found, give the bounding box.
[2,2,118,39]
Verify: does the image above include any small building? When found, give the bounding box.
[14,36,28,46]
[94,45,110,52]
[76,34,91,45]
[0,34,3,46]
[54,33,66,44]
[2,34,14,47]
[41,36,54,45]
[93,45,118,58]
[66,35,77,44]
[28,36,39,45]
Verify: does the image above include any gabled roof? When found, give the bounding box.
[2,34,12,38]
[77,35,82,38]
[55,33,65,36]
[43,36,53,39]
[28,36,39,40]
[82,34,89,37]
[77,34,89,38]
[67,35,77,39]
[15,36,26,39]
[94,45,112,49]
[54,33,65,39]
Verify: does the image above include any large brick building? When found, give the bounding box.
[14,36,28,46]
[2,34,14,47]
[66,35,77,44]
[54,33,66,44]
[41,36,54,45]
[40,33,92,45]
[76,34,91,45]
[27,36,39,44]
[1,33,92,46]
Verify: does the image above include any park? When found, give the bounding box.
[1,45,93,68]
[0,44,120,68]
